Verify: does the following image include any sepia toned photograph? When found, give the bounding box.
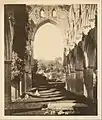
[4,3,99,117]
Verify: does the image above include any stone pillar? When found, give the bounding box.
[64,66,68,90]
[68,49,76,93]
[20,81,22,96]
[75,42,84,95]
[24,71,32,92]
[5,60,11,106]
[16,82,19,98]
[21,73,25,95]
[64,64,71,91]
[69,72,76,93]
[4,5,13,106]
[75,69,84,95]
[24,56,32,92]
[31,58,35,88]
[15,84,18,99]
[83,31,96,100]
[84,67,94,100]
[18,81,20,97]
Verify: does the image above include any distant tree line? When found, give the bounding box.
[34,57,65,82]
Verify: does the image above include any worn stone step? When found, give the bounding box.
[39,94,63,98]
[39,88,58,93]
[15,96,66,103]
[24,91,62,98]
[40,91,61,95]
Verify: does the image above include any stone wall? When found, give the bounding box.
[27,5,71,50]
[4,4,97,103]
[4,5,29,104]
[4,5,14,105]
[66,4,97,51]
[26,4,97,100]
[64,4,97,100]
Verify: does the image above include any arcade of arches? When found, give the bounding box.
[4,4,97,110]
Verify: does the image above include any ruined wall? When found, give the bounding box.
[66,4,97,51]
[65,4,97,99]
[27,5,71,50]
[4,4,97,103]
[4,5,14,105]
[28,4,97,51]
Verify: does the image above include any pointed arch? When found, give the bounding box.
[32,19,58,41]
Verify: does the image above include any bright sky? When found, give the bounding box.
[33,23,64,60]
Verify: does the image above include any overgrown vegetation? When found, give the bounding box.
[36,57,65,82]
[11,51,24,81]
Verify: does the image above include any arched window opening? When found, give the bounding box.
[33,23,64,61]
[40,9,45,17]
[52,9,56,17]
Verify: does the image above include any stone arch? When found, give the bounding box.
[84,28,97,68]
[4,10,14,60]
[32,19,58,41]
[30,18,61,65]
[30,19,64,88]
[80,33,89,69]
[83,27,97,99]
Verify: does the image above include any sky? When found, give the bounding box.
[33,23,64,61]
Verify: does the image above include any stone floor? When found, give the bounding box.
[5,81,97,116]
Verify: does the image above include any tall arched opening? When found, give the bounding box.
[33,22,64,61]
[31,21,65,87]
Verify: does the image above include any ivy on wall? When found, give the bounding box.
[11,51,24,81]
[11,5,29,81]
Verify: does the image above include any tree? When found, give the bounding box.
[11,51,24,81]
[33,59,38,73]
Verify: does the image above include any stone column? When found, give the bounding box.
[75,69,84,95]
[83,27,96,100]
[67,48,76,93]
[4,5,13,106]
[21,73,25,95]
[5,60,11,106]
[74,42,84,95]
[65,64,70,91]
[18,81,20,97]
[24,56,32,92]
[64,66,68,90]
[69,72,76,93]
[20,81,22,96]
[15,83,18,99]
[84,67,94,100]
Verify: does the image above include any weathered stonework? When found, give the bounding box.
[67,4,97,50]
[4,4,97,104]
[4,5,15,105]
[63,4,97,99]
[27,4,97,54]
[27,5,70,49]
